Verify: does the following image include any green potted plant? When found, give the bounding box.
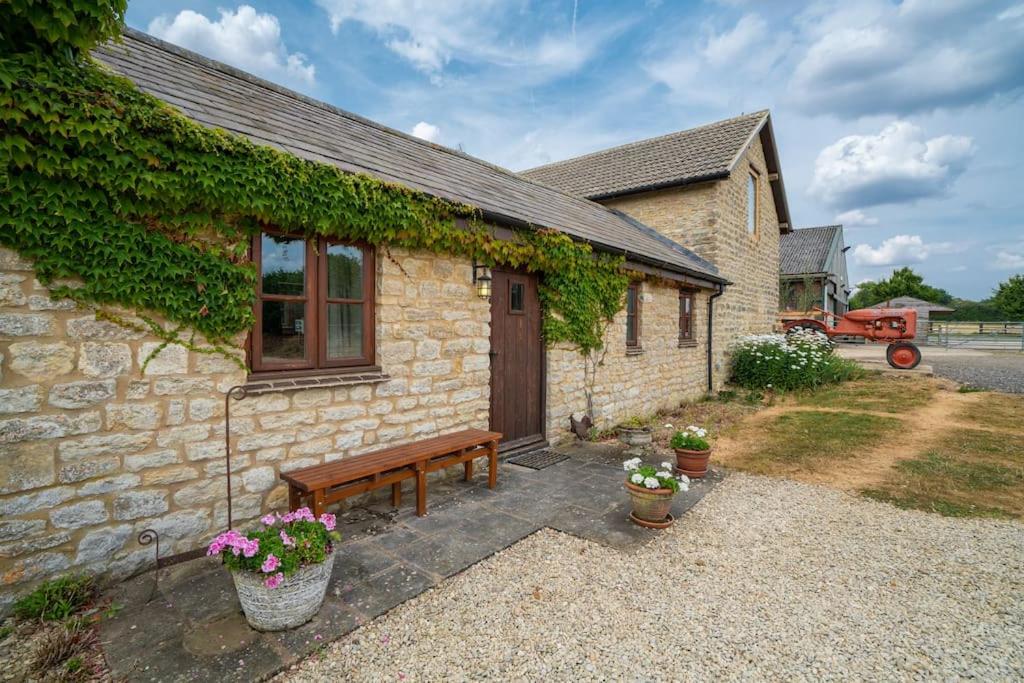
[617,415,653,456]
[622,458,689,528]
[207,508,340,631]
[670,425,711,478]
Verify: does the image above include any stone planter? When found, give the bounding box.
[674,448,711,478]
[618,427,653,456]
[231,555,333,631]
[624,481,675,527]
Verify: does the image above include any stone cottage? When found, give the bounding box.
[0,30,751,604]
[779,225,851,315]
[522,110,793,374]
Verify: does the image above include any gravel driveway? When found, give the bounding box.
[279,475,1024,681]
[929,352,1024,393]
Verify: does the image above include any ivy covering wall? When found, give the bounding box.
[0,0,628,358]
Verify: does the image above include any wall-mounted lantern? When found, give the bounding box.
[472,263,492,299]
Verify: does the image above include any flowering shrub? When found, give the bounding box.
[670,425,710,451]
[207,508,340,588]
[729,330,862,391]
[623,458,689,493]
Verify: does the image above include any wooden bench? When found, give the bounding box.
[280,428,502,517]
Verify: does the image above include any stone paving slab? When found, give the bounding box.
[99,449,722,682]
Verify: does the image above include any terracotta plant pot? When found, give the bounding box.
[624,481,675,526]
[674,448,711,478]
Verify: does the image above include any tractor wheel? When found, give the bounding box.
[886,342,921,370]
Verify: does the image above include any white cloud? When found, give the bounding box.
[645,13,786,105]
[789,0,1024,117]
[809,122,974,209]
[410,121,441,143]
[148,5,315,88]
[993,249,1024,269]
[315,0,621,79]
[835,209,878,227]
[852,234,960,267]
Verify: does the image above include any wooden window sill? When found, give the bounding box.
[678,340,698,349]
[625,347,644,357]
[241,368,390,395]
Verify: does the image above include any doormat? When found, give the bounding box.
[507,449,569,470]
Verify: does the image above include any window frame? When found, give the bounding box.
[625,282,642,350]
[678,288,696,346]
[747,168,760,235]
[250,230,376,377]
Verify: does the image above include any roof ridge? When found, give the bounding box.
[792,224,842,231]
[520,109,769,175]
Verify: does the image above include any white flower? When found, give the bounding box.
[661,461,673,470]
[678,480,690,492]
[643,477,660,489]
[656,470,672,479]
[630,473,645,485]
[677,473,690,485]
[622,457,642,471]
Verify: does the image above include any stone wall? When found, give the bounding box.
[601,135,782,387]
[546,279,709,442]
[0,246,490,612]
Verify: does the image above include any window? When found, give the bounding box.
[625,282,641,349]
[509,281,525,314]
[747,170,759,234]
[251,231,375,374]
[679,289,695,345]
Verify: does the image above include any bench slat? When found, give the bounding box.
[281,429,500,492]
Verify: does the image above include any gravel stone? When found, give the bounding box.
[280,475,1024,682]
[929,353,1024,393]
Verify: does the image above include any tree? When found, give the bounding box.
[849,267,953,309]
[992,275,1024,319]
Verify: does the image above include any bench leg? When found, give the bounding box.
[312,489,326,518]
[288,485,301,512]
[415,464,427,517]
[392,481,402,508]
[464,459,473,481]
[488,440,498,489]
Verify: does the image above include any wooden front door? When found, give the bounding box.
[489,269,545,451]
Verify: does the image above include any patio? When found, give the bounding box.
[98,444,721,681]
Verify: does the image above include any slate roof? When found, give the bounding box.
[780,225,841,276]
[92,30,723,284]
[520,111,768,199]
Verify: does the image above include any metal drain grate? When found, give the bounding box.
[506,448,569,470]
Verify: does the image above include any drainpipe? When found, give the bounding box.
[707,283,725,393]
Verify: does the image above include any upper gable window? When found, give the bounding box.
[747,170,759,234]
[251,231,376,375]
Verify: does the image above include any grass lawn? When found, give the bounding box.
[955,393,1024,432]
[861,429,1024,519]
[719,410,902,476]
[714,373,1024,520]
[794,374,937,414]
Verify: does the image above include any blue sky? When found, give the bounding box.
[124,0,1024,300]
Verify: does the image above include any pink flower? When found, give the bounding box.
[242,539,259,558]
[264,572,284,589]
[260,513,277,526]
[293,507,315,522]
[261,554,280,573]
[280,530,295,546]
[319,513,336,531]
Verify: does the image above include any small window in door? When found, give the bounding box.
[509,281,525,314]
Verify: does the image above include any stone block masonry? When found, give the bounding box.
[602,134,782,388]
[546,280,710,442]
[0,246,490,613]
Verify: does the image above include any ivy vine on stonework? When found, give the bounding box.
[0,0,628,360]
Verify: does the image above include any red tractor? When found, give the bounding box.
[782,307,922,369]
